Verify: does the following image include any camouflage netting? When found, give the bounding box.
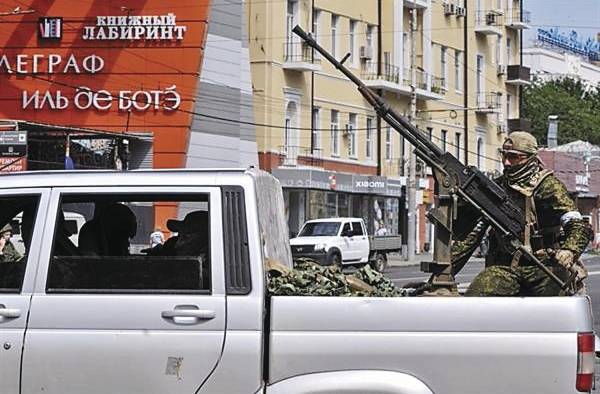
[267,257,407,297]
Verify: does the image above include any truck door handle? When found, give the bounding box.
[161,309,216,320]
[0,307,21,319]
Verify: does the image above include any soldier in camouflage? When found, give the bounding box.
[452,132,590,296]
[0,224,21,263]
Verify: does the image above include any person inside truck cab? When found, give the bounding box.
[79,203,137,256]
[167,210,209,258]
[0,223,21,263]
[142,210,209,258]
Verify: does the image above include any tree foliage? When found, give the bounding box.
[522,77,600,146]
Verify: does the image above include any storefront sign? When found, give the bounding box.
[0,53,104,74]
[537,28,600,61]
[21,85,181,112]
[38,17,63,40]
[0,130,27,157]
[273,168,404,197]
[82,14,187,41]
[0,157,27,172]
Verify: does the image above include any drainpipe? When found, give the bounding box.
[377,0,382,176]
[310,0,315,153]
[463,0,468,165]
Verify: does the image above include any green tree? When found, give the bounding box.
[522,77,600,146]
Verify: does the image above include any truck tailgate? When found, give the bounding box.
[269,296,593,394]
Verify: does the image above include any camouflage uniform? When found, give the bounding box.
[0,240,21,263]
[452,132,590,296]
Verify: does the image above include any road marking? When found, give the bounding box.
[589,271,600,276]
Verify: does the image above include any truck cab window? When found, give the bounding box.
[351,222,364,236]
[46,194,211,294]
[0,196,40,293]
[341,223,351,236]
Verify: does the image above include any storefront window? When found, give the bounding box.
[385,198,399,235]
[338,193,349,217]
[284,189,306,237]
[308,190,327,219]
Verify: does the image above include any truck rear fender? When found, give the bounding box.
[266,370,433,394]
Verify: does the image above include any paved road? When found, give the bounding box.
[386,255,600,334]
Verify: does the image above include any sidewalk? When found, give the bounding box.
[387,252,430,268]
[388,251,597,268]
[387,252,485,268]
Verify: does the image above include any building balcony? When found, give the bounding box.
[278,145,323,168]
[403,0,428,9]
[475,92,501,114]
[505,65,531,86]
[362,61,406,93]
[474,10,504,36]
[507,118,532,132]
[360,62,442,100]
[505,9,531,29]
[282,42,321,72]
[403,68,445,100]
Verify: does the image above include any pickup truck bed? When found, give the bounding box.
[268,296,593,394]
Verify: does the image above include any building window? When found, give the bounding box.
[441,129,447,151]
[476,54,484,104]
[455,50,462,92]
[366,117,374,159]
[441,46,447,89]
[455,132,461,160]
[348,113,357,157]
[349,20,356,66]
[385,126,392,160]
[477,137,484,169]
[427,127,433,141]
[330,109,339,156]
[331,14,338,57]
[506,37,511,65]
[312,9,320,40]
[312,107,320,151]
[506,93,511,119]
[495,36,501,65]
[285,0,297,59]
[366,25,373,49]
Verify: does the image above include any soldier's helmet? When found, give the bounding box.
[502,131,538,155]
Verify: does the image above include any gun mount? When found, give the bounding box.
[293,25,573,294]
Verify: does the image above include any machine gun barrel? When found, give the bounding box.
[292,26,444,171]
[293,25,574,295]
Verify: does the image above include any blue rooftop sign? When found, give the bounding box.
[537,28,600,61]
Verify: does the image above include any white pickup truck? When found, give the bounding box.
[290,218,402,271]
[0,168,595,394]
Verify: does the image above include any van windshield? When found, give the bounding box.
[298,222,340,236]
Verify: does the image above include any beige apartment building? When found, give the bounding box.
[247,0,530,250]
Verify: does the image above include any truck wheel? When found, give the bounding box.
[327,250,342,267]
[371,253,387,273]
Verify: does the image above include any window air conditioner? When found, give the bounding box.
[486,12,497,25]
[455,6,466,17]
[443,3,456,15]
[359,45,373,60]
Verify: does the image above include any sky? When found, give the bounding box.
[523,0,600,47]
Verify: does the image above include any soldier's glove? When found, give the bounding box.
[555,249,575,270]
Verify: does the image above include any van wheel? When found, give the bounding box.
[327,250,342,267]
[371,253,387,273]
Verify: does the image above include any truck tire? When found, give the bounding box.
[327,249,342,267]
[371,253,387,273]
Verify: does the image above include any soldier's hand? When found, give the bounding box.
[555,249,575,269]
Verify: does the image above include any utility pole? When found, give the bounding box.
[406,1,417,261]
